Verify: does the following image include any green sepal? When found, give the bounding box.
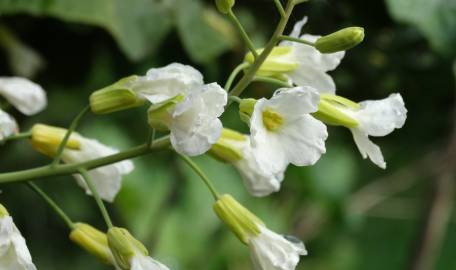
[147,95,185,131]
[213,194,264,244]
[315,27,365,53]
[244,46,299,78]
[69,223,113,265]
[90,75,145,114]
[107,227,148,270]
[0,204,9,217]
[239,98,257,124]
[208,129,246,163]
[313,94,359,128]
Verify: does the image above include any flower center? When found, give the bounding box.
[262,109,284,131]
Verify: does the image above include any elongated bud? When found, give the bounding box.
[69,223,113,265]
[244,47,298,78]
[147,94,185,131]
[30,124,81,157]
[313,94,359,128]
[213,194,264,244]
[107,227,148,270]
[0,203,9,217]
[215,0,235,14]
[239,98,257,124]
[209,129,246,163]
[90,75,145,114]
[315,27,364,53]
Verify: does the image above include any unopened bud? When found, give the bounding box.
[215,0,235,14]
[209,129,246,163]
[239,98,257,124]
[107,227,148,270]
[69,223,113,265]
[30,124,81,157]
[315,27,364,53]
[90,75,145,114]
[213,194,263,244]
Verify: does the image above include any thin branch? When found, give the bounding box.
[273,0,286,17]
[227,10,258,58]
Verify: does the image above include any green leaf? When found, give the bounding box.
[385,0,456,57]
[174,0,233,63]
[0,0,172,61]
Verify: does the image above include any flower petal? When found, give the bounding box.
[131,254,170,270]
[288,64,337,93]
[0,77,46,115]
[355,93,407,137]
[0,110,18,140]
[351,128,386,169]
[136,63,204,104]
[269,87,321,118]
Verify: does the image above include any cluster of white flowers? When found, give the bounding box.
[0,8,408,270]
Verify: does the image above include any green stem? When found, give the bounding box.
[279,35,315,46]
[177,153,220,200]
[0,136,170,184]
[229,96,242,104]
[253,76,292,87]
[227,10,258,58]
[147,128,156,148]
[273,0,286,17]
[228,0,296,99]
[2,131,32,142]
[51,105,90,167]
[78,168,113,228]
[224,62,249,91]
[27,182,75,229]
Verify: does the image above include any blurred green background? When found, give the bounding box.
[0,0,455,269]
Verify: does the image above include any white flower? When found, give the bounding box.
[250,226,307,270]
[130,254,170,270]
[0,110,18,140]
[0,77,47,115]
[279,17,345,93]
[249,87,328,174]
[133,63,204,104]
[63,136,134,202]
[149,83,227,156]
[339,93,407,169]
[0,215,37,270]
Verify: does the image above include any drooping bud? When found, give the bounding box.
[315,27,365,53]
[107,227,148,270]
[313,94,359,128]
[90,75,145,114]
[244,46,298,79]
[30,124,81,157]
[69,223,113,265]
[215,0,235,14]
[208,128,246,163]
[147,94,184,131]
[213,194,264,244]
[239,98,256,124]
[0,203,9,217]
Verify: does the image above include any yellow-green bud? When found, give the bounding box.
[239,98,256,124]
[315,27,365,53]
[244,46,298,78]
[208,129,246,163]
[312,94,359,128]
[69,223,113,265]
[215,0,235,14]
[147,95,185,131]
[90,75,145,114]
[107,227,148,270]
[0,203,9,217]
[213,194,264,244]
[30,124,81,157]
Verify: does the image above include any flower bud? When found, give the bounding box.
[208,129,246,163]
[215,0,235,14]
[30,124,81,157]
[315,27,365,53]
[69,223,113,265]
[213,194,264,244]
[239,98,256,124]
[147,95,184,131]
[313,94,359,128]
[244,47,298,78]
[0,203,9,217]
[107,227,148,270]
[90,75,145,114]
